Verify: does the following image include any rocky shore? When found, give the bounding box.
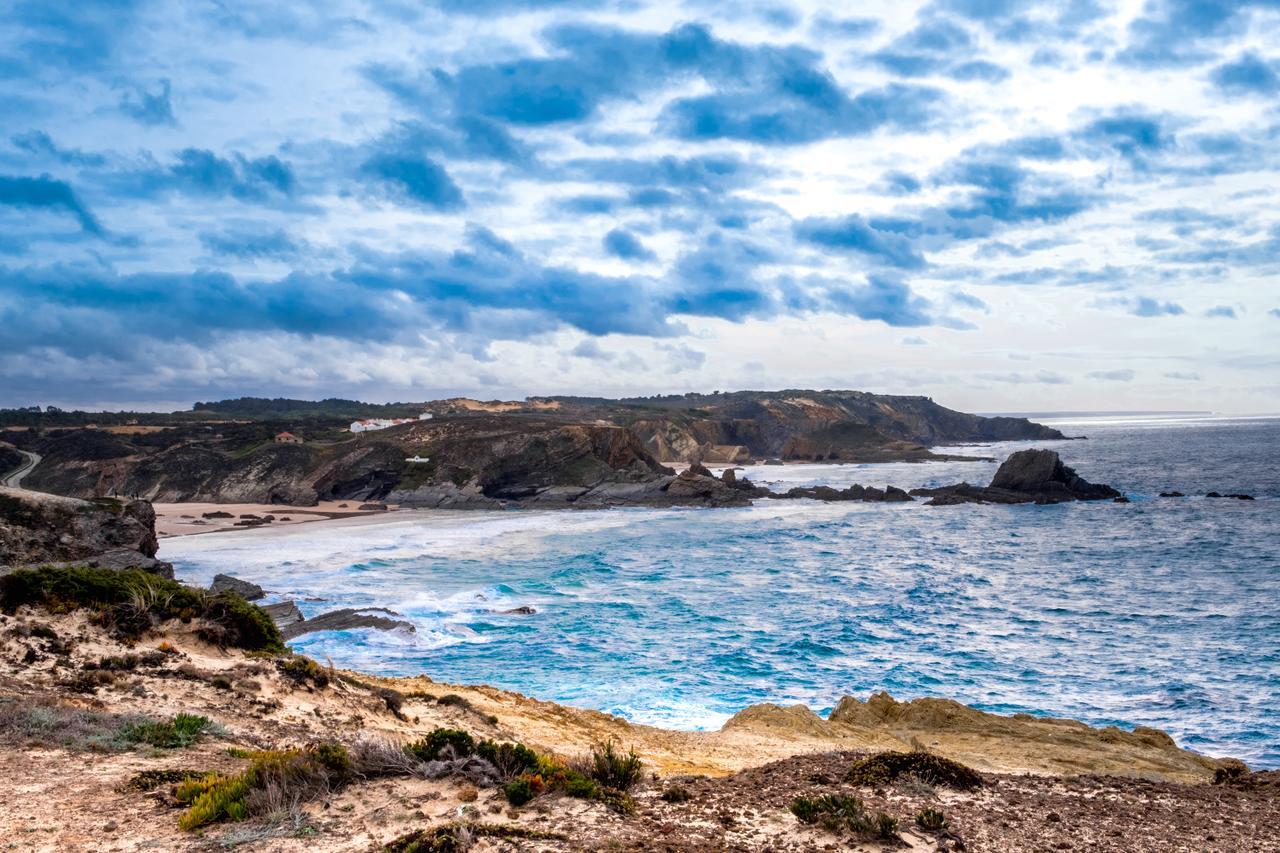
[0,588,1273,852]
[1,479,1275,850]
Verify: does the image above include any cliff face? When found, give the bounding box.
[0,486,166,573]
[14,390,1065,505]
[19,417,705,508]
[550,390,1065,463]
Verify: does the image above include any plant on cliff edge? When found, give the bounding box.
[0,566,284,652]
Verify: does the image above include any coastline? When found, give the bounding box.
[2,605,1269,851]
[154,500,398,538]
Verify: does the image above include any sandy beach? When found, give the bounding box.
[154,500,396,537]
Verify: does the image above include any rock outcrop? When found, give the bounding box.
[209,574,265,600]
[911,450,1120,506]
[0,486,169,576]
[281,607,416,640]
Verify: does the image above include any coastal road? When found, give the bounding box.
[1,446,40,488]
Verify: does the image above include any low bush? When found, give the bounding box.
[278,654,331,688]
[0,697,213,752]
[585,740,643,791]
[474,739,539,779]
[790,794,898,840]
[845,750,983,791]
[405,728,475,762]
[121,713,213,748]
[0,566,284,653]
[661,785,693,803]
[176,743,353,831]
[916,806,948,831]
[502,775,538,806]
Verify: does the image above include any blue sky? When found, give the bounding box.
[2,0,1278,412]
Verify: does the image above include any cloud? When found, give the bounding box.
[603,228,656,261]
[1130,296,1185,317]
[199,227,301,260]
[1271,308,1280,318]
[824,274,937,327]
[871,17,1009,82]
[794,215,926,268]
[1164,371,1201,380]
[0,174,102,233]
[901,335,928,345]
[1209,52,1280,95]
[372,23,946,146]
[1117,0,1262,67]
[1087,368,1136,381]
[977,370,1072,384]
[118,79,176,126]
[570,338,614,361]
[1204,305,1237,318]
[360,152,464,210]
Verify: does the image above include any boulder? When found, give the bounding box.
[262,601,305,629]
[281,607,415,640]
[202,511,234,519]
[916,450,1120,506]
[209,573,265,601]
[989,449,1119,501]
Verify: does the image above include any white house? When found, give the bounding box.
[349,412,433,433]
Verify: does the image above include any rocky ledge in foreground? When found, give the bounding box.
[910,448,1122,505]
[0,574,1269,852]
[0,485,172,577]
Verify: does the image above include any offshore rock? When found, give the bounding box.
[210,573,265,601]
[281,607,416,640]
[912,450,1120,506]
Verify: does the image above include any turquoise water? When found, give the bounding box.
[162,415,1280,767]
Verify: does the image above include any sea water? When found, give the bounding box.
[162,415,1280,767]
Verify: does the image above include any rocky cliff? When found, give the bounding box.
[0,486,170,575]
[548,390,1064,464]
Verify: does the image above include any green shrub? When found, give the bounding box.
[503,776,536,806]
[278,654,330,688]
[661,785,693,803]
[405,728,476,762]
[475,739,539,779]
[587,740,643,791]
[121,713,212,748]
[0,566,284,652]
[916,806,947,832]
[790,793,895,839]
[845,751,983,791]
[175,743,353,831]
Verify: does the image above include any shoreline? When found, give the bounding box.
[154,500,398,538]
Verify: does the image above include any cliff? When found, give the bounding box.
[545,390,1064,464]
[11,391,1066,507]
[0,486,170,576]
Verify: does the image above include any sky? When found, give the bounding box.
[2,0,1279,414]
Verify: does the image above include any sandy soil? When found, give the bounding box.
[2,608,1272,852]
[155,502,395,538]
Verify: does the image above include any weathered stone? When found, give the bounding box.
[210,573,265,601]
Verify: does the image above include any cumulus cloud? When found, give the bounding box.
[0,0,1275,407]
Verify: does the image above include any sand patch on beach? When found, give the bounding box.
[155,501,394,538]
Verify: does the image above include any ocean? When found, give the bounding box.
[161,414,1280,768]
